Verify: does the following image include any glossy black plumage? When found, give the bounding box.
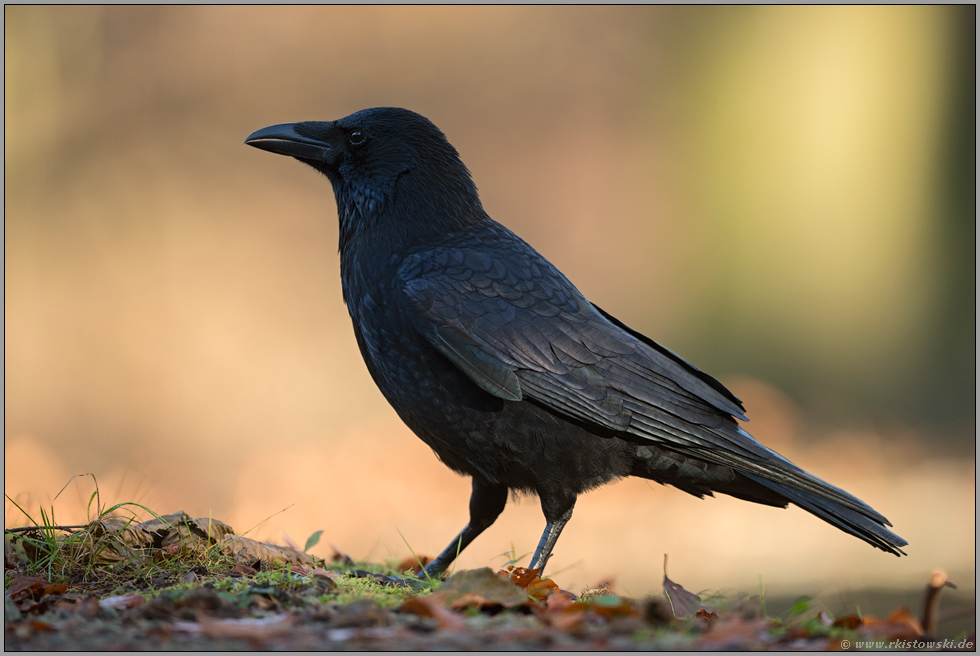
[246,107,907,575]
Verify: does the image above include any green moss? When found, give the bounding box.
[327,572,423,608]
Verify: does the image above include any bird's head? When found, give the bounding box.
[246,108,485,251]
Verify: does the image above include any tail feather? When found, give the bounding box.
[741,472,907,556]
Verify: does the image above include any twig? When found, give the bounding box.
[240,504,295,537]
[5,525,87,534]
[921,568,957,635]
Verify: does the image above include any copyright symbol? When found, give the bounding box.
[841,639,850,649]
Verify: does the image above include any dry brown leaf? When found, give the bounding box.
[138,513,235,547]
[290,565,336,579]
[663,574,705,619]
[661,555,707,619]
[860,607,923,640]
[446,592,493,612]
[832,614,863,630]
[545,592,576,613]
[136,512,193,539]
[832,606,923,641]
[217,535,317,567]
[696,608,720,621]
[541,594,583,631]
[230,564,258,578]
[499,565,541,588]
[86,518,155,562]
[6,574,50,602]
[43,582,68,597]
[172,613,297,639]
[98,593,145,610]
[496,564,560,600]
[397,555,432,574]
[525,576,561,600]
[153,542,186,562]
[439,568,530,608]
[66,512,235,565]
[28,619,57,632]
[399,596,467,631]
[52,597,99,619]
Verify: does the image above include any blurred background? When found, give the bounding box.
[5,6,975,605]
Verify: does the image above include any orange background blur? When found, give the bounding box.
[5,6,975,598]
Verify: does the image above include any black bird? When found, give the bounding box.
[245,107,906,576]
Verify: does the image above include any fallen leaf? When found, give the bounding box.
[832,614,863,630]
[154,543,187,562]
[446,592,494,612]
[545,592,575,613]
[397,555,432,574]
[230,564,258,578]
[499,565,541,588]
[173,612,297,639]
[399,596,467,631]
[98,593,145,610]
[6,574,50,602]
[585,595,638,619]
[290,565,336,580]
[181,571,199,584]
[696,608,720,621]
[139,513,235,547]
[830,606,923,642]
[87,517,155,562]
[661,555,707,619]
[860,607,923,640]
[218,535,317,567]
[28,619,56,632]
[440,568,530,607]
[663,575,705,619]
[525,576,560,600]
[42,582,68,597]
[57,597,100,619]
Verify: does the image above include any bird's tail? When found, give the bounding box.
[739,471,907,556]
[682,426,908,556]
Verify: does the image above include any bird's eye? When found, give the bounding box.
[349,130,366,145]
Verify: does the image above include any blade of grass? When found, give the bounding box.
[240,504,295,538]
[395,527,433,588]
[543,559,584,579]
[449,534,463,577]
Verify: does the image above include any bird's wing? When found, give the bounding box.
[396,228,894,527]
[396,232,773,459]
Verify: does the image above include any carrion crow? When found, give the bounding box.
[245,107,906,577]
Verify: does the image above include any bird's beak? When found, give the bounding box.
[245,122,340,164]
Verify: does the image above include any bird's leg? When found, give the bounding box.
[420,477,508,579]
[527,493,576,574]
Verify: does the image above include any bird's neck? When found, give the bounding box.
[335,191,487,303]
[334,175,486,282]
